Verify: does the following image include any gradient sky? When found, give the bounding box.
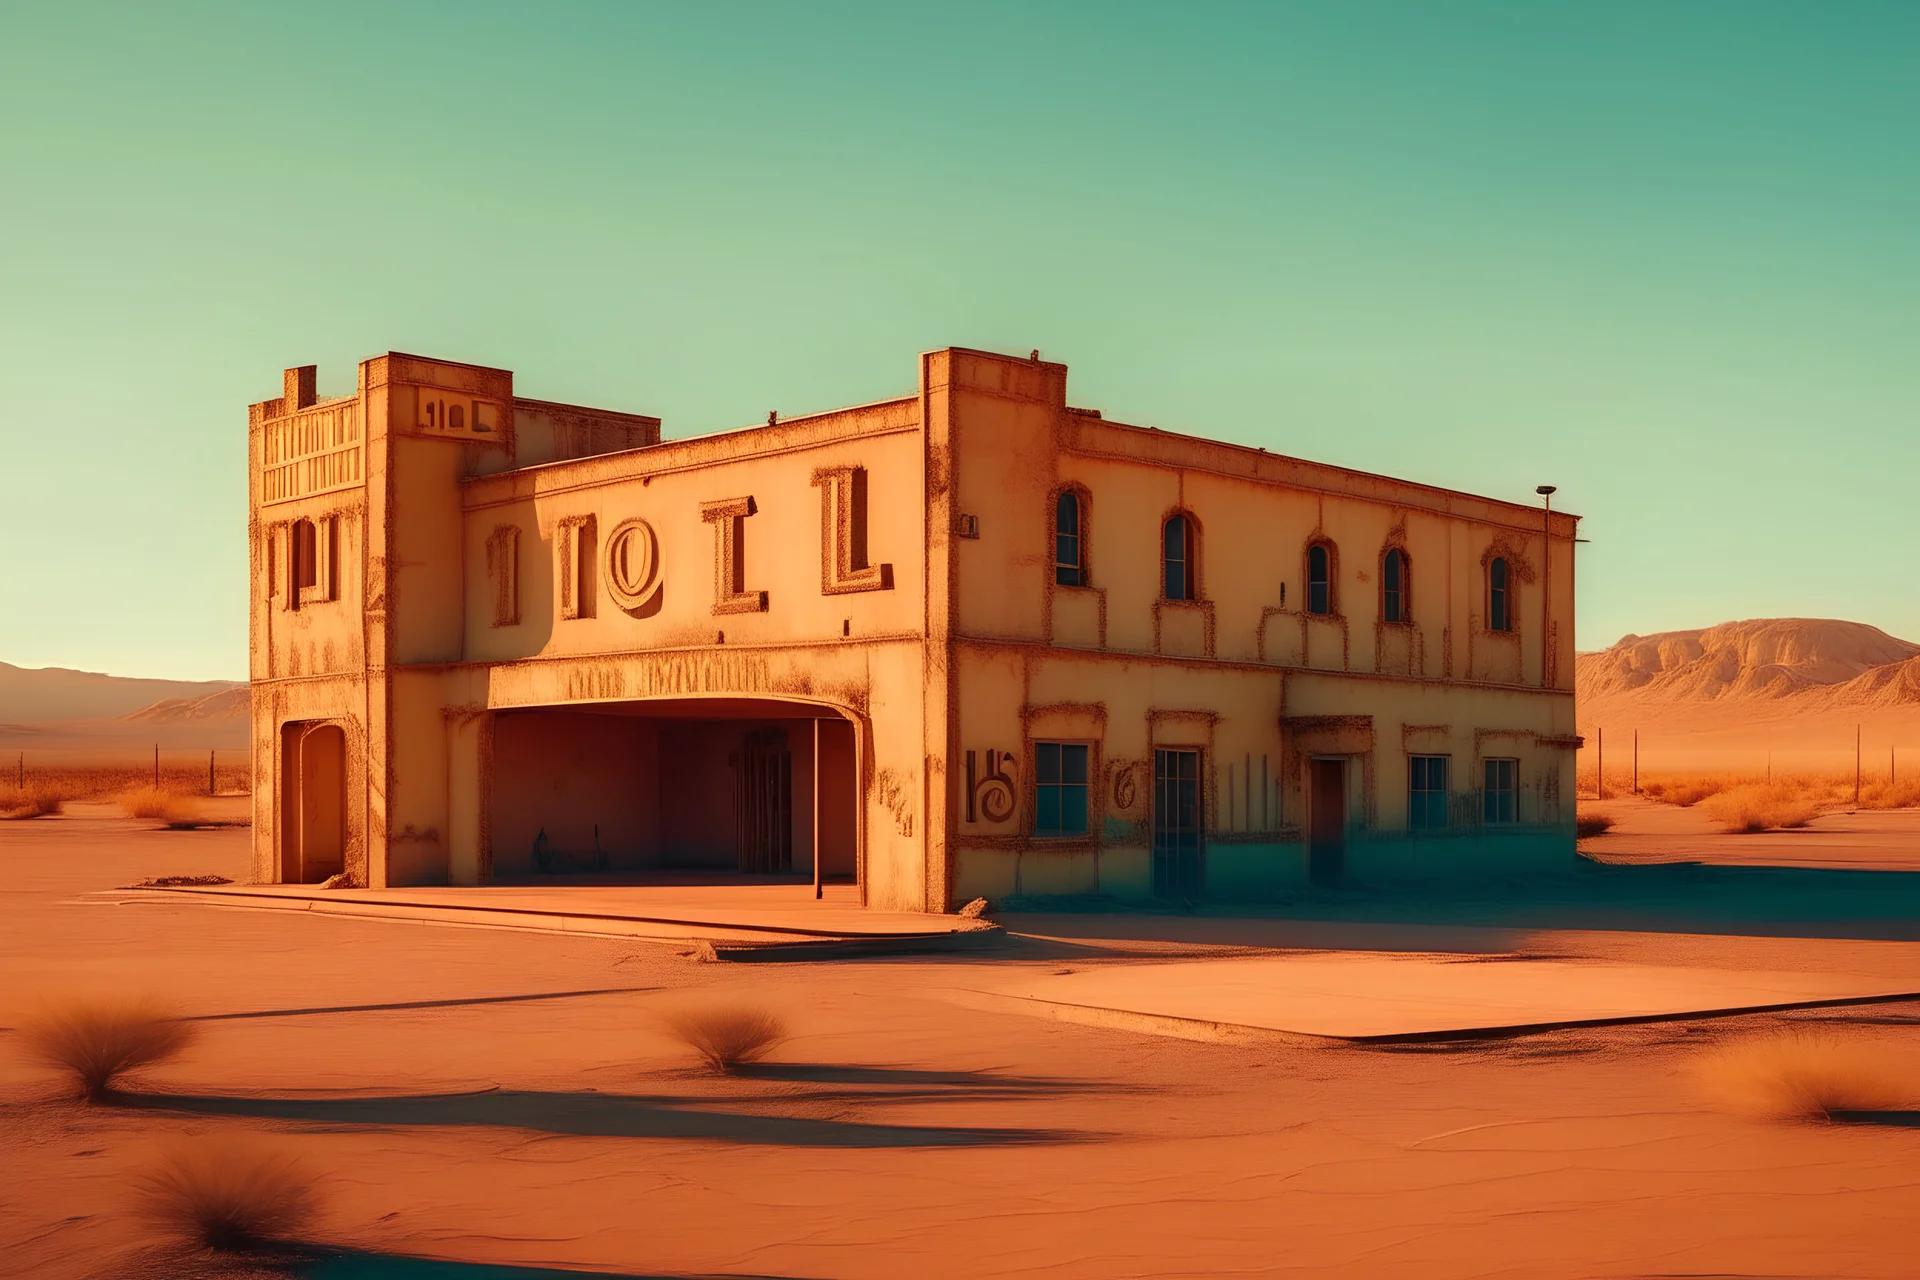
[2,1,1915,681]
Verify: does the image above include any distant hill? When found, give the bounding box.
[122,686,251,725]
[0,661,242,724]
[1575,619,1920,771]
[1576,619,1920,707]
[0,662,248,755]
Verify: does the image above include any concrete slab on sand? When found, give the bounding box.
[123,881,1000,957]
[983,953,1920,1041]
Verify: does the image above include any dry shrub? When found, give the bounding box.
[1859,776,1920,810]
[1574,811,1614,839]
[17,995,198,1101]
[0,783,65,819]
[1640,773,1744,807]
[1638,770,1918,815]
[1696,1028,1909,1121]
[135,1137,322,1255]
[118,787,211,828]
[1699,783,1821,833]
[662,1003,789,1072]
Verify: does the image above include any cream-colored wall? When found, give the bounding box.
[460,412,925,663]
[939,345,1579,906]
[948,643,1578,902]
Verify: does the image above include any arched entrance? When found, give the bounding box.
[280,721,347,883]
[487,696,860,891]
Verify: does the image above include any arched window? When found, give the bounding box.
[1488,557,1511,632]
[1055,490,1084,587]
[1163,514,1195,601]
[1307,542,1333,615]
[1382,548,1407,624]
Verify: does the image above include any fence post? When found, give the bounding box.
[1633,729,1638,795]
[153,743,160,791]
[1856,724,1862,808]
[1597,727,1604,801]
[208,749,216,797]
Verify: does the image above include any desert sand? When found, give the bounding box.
[5,805,1920,1278]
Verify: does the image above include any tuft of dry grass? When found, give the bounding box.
[1574,811,1615,839]
[17,994,198,1101]
[134,1137,322,1256]
[1699,783,1821,833]
[1696,1028,1909,1121]
[0,783,66,819]
[117,787,212,829]
[1638,773,1744,807]
[662,1003,790,1072]
[1859,776,1920,810]
[1634,769,1920,817]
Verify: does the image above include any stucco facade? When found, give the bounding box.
[249,347,1581,911]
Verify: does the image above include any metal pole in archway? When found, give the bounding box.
[813,717,823,901]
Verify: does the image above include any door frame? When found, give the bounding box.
[1151,746,1205,899]
[279,719,349,885]
[1307,754,1347,887]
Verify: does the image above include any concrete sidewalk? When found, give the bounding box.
[963,950,1920,1042]
[123,879,1000,957]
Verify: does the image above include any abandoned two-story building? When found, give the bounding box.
[249,346,1580,912]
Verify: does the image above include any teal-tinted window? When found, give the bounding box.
[1409,754,1448,828]
[1483,757,1518,824]
[1034,742,1090,837]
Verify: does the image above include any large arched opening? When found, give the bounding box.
[487,696,860,891]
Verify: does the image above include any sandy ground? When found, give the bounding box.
[1583,795,1920,871]
[4,810,1920,1278]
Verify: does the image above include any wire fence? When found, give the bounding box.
[1575,727,1912,804]
[5,749,251,799]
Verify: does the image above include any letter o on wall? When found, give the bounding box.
[603,518,663,612]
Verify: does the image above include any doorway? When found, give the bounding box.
[1152,747,1203,898]
[1308,757,1345,886]
[281,721,346,884]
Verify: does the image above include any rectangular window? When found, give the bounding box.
[1055,534,1082,586]
[1483,758,1518,825]
[293,519,318,591]
[1034,742,1090,838]
[1409,755,1449,829]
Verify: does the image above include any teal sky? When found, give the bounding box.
[3,2,1915,681]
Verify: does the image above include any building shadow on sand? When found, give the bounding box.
[125,1072,1098,1148]
[300,1254,803,1280]
[96,1244,805,1280]
[1831,1110,1920,1128]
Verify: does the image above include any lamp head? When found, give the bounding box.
[1535,485,1557,497]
